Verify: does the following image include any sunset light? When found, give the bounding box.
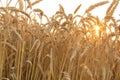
[94,25,100,36]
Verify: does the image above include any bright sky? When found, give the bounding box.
[33,0,120,19]
[0,0,120,20]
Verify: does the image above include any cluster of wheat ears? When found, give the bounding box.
[0,0,120,80]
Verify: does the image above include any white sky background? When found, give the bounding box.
[0,0,120,21]
[32,0,120,20]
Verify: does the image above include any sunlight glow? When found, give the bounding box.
[94,25,100,36]
[111,36,116,41]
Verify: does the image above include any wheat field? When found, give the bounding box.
[0,0,120,80]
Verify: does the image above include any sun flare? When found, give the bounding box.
[94,25,100,36]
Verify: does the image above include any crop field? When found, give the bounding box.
[0,0,120,80]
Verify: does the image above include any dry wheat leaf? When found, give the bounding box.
[6,0,12,7]
[74,4,81,14]
[30,39,39,52]
[1,41,17,52]
[27,0,42,9]
[85,1,109,14]
[12,27,24,42]
[7,7,31,19]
